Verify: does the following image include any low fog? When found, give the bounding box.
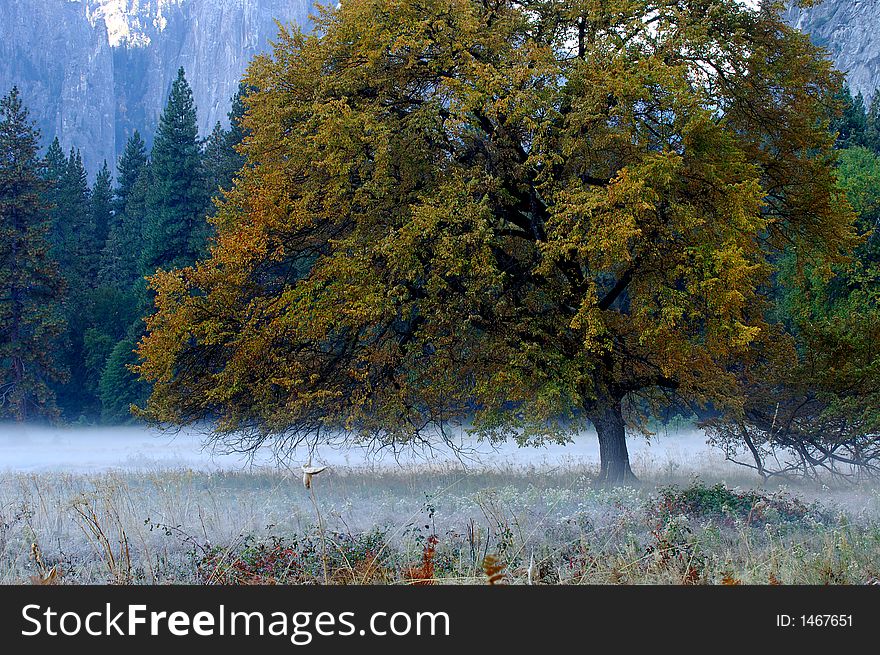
[0,422,731,476]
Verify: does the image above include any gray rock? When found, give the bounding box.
[0,1,115,176]
[0,0,314,178]
[785,0,880,100]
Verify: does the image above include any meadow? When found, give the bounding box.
[1,427,879,585]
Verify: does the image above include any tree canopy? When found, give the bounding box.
[136,0,857,483]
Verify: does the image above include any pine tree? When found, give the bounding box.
[43,137,66,189]
[91,160,113,248]
[223,81,249,181]
[202,121,230,210]
[99,328,148,423]
[55,148,94,289]
[831,84,868,149]
[0,87,67,420]
[101,134,148,290]
[851,92,868,144]
[53,148,99,418]
[93,137,151,424]
[103,165,150,291]
[112,131,147,218]
[203,83,251,213]
[142,67,208,276]
[865,92,880,154]
[84,280,141,418]
[227,81,250,158]
[42,137,66,252]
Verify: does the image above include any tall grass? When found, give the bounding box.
[0,466,878,585]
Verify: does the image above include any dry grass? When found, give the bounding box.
[0,464,878,585]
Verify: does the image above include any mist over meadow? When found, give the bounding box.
[0,422,722,476]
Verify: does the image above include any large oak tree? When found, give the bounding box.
[136,0,855,483]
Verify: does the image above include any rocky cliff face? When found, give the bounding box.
[0,0,314,177]
[785,0,880,101]
[0,1,115,175]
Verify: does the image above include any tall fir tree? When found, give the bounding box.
[42,137,66,252]
[53,148,99,418]
[86,157,136,418]
[202,121,231,211]
[865,92,880,154]
[0,87,67,420]
[203,83,251,214]
[91,160,113,248]
[93,133,151,424]
[101,133,148,290]
[54,148,94,289]
[142,67,208,276]
[43,137,66,191]
[227,81,250,159]
[112,131,147,218]
[831,84,868,149]
[95,159,152,423]
[99,326,149,424]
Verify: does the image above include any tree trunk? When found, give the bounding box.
[588,399,636,485]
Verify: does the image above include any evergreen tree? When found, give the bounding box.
[99,327,148,424]
[227,81,250,157]
[0,87,67,420]
[202,121,231,210]
[865,92,880,154]
[92,137,151,424]
[83,282,141,416]
[202,83,251,213]
[55,148,94,289]
[831,84,867,149]
[102,165,150,290]
[223,81,250,180]
[42,137,66,251]
[43,137,66,188]
[101,134,148,290]
[53,148,99,418]
[142,67,208,276]
[91,160,113,248]
[112,131,147,218]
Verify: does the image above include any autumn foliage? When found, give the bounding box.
[136,0,856,483]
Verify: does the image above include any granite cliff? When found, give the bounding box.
[786,0,880,102]
[0,0,314,176]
